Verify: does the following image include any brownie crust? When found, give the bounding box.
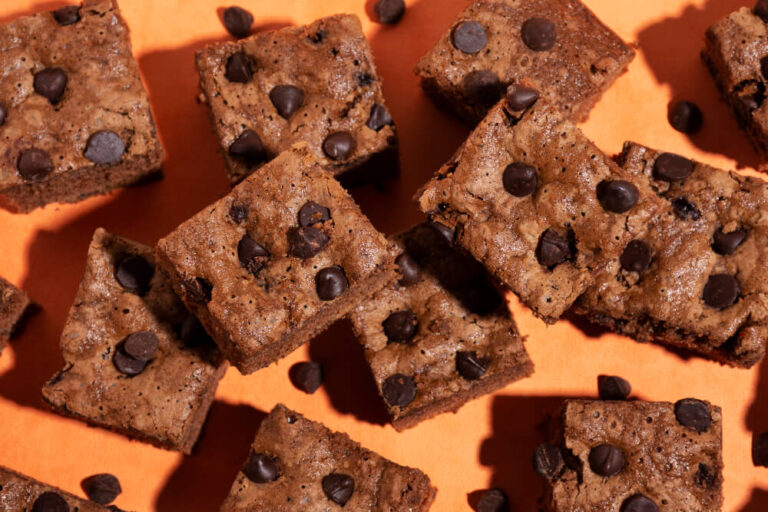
[0,276,32,353]
[0,466,109,511]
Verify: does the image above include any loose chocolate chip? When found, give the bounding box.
[506,84,540,111]
[588,444,626,477]
[115,255,154,295]
[122,331,159,361]
[713,227,747,255]
[375,0,405,24]
[383,310,418,343]
[238,234,269,275]
[322,473,354,506]
[502,162,538,197]
[298,201,331,227]
[315,266,348,300]
[620,240,652,273]
[671,197,701,221]
[477,488,510,512]
[17,148,53,181]
[184,277,213,303]
[288,227,330,259]
[32,492,69,512]
[81,473,121,505]
[521,17,556,51]
[113,348,149,376]
[597,180,639,213]
[703,274,740,309]
[668,100,703,134]
[226,52,252,83]
[674,398,712,432]
[756,0,768,23]
[179,314,213,347]
[85,130,125,165]
[229,203,248,224]
[222,6,253,39]
[289,361,324,394]
[269,85,304,119]
[621,495,658,512]
[598,375,632,400]
[0,103,6,126]
[653,153,694,182]
[753,431,768,467]
[229,130,266,163]
[451,21,487,54]
[53,5,81,25]
[366,103,393,131]
[34,68,67,104]
[695,463,718,489]
[382,373,416,407]
[456,350,490,380]
[533,443,564,479]
[536,229,571,268]
[463,70,503,107]
[244,452,280,483]
[430,221,455,244]
[322,132,356,161]
[395,253,420,286]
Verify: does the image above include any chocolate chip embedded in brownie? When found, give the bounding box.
[0,0,164,213]
[537,398,723,511]
[42,229,226,454]
[415,0,634,125]
[195,14,398,187]
[220,404,436,511]
[0,466,111,511]
[349,223,533,431]
[156,143,397,374]
[0,276,32,354]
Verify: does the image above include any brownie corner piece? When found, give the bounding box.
[42,228,225,454]
[0,466,110,511]
[415,0,634,124]
[0,0,164,213]
[195,14,398,187]
[0,276,33,353]
[220,404,436,511]
[156,144,397,375]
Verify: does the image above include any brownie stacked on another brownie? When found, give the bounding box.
[0,276,32,354]
[349,223,533,431]
[0,466,112,511]
[221,404,436,511]
[0,0,164,213]
[196,14,397,187]
[42,229,226,454]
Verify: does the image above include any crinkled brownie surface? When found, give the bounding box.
[0,466,110,511]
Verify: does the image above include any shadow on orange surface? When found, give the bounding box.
[738,487,768,511]
[747,358,768,452]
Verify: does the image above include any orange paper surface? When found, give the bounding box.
[0,0,767,510]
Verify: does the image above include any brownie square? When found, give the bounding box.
[415,0,634,125]
[0,0,164,213]
[349,223,533,431]
[156,143,396,374]
[0,466,109,511]
[220,404,436,511]
[196,14,397,187]
[538,398,723,511]
[42,229,226,454]
[0,276,32,354]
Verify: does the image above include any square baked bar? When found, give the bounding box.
[196,14,397,186]
[42,228,226,454]
[0,276,32,354]
[349,223,533,430]
[157,143,396,374]
[220,404,436,511]
[0,466,109,511]
[415,0,634,124]
[0,0,164,213]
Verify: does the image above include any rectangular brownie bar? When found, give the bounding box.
[156,143,396,374]
[0,466,110,511]
[349,222,533,431]
[0,0,164,213]
[220,404,436,511]
[0,276,32,354]
[42,228,226,454]
[415,0,634,125]
[196,14,397,187]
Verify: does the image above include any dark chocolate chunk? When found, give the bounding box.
[430,221,455,244]
[521,17,556,51]
[322,132,356,161]
[115,254,154,295]
[298,201,331,227]
[756,0,768,23]
[356,72,374,87]
[395,253,420,286]
[535,228,571,268]
[463,70,503,107]
[382,373,416,407]
[588,444,626,477]
[34,68,67,104]
[674,398,712,432]
[713,227,747,255]
[621,494,658,512]
[229,203,248,224]
[533,443,564,479]
[289,361,324,394]
[322,473,354,506]
[620,240,652,273]
[597,375,632,400]
[456,350,490,380]
[229,130,266,164]
[597,180,639,213]
[671,197,700,221]
[366,103,393,132]
[225,52,252,83]
[383,310,418,344]
[695,463,718,489]
[288,227,330,259]
[32,492,69,512]
[506,85,540,111]
[753,431,768,467]
[81,473,122,505]
[122,331,159,361]
[668,100,703,134]
[53,5,81,25]
[17,148,54,181]
[222,6,253,39]
[703,274,740,309]
[315,266,348,300]
[238,234,269,275]
[244,452,280,483]
[113,348,149,376]
[502,162,538,197]
[184,277,213,303]
[451,21,487,54]
[269,85,304,119]
[84,130,125,165]
[179,314,214,347]
[0,103,6,126]
[477,488,510,512]
[374,0,405,24]
[653,153,694,182]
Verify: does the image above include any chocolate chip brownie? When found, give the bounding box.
[0,466,110,511]
[220,404,436,511]
[42,229,226,454]
[536,398,723,511]
[415,0,634,125]
[349,223,533,431]
[0,276,32,354]
[0,0,164,213]
[156,143,396,374]
[196,14,397,187]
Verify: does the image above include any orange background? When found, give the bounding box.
[0,0,767,510]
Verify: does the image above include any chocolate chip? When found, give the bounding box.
[315,266,348,300]
[225,52,252,83]
[375,0,405,24]
[85,130,125,165]
[184,277,213,303]
[506,84,540,111]
[0,103,6,125]
[703,274,740,309]
[356,73,374,87]
[32,492,69,512]
[222,6,253,39]
[113,348,149,376]
[620,240,652,273]
[533,443,564,479]
[289,361,324,393]
[456,350,490,380]
[395,253,420,286]
[322,132,356,161]
[308,30,326,44]
[753,431,768,467]
[53,5,81,25]
[653,153,694,182]
[229,130,266,164]
[81,474,121,505]
[122,331,158,361]
[269,85,304,119]
[229,203,248,224]
[383,310,418,344]
[521,18,556,51]
[179,314,213,347]
[463,70,503,107]
[115,254,154,295]
[238,234,269,275]
[34,68,67,104]
[761,56,768,81]
[668,100,703,134]
[598,375,632,400]
[451,21,487,54]
[288,227,330,259]
[17,148,53,181]
[671,197,701,221]
[674,398,712,432]
[503,162,538,197]
[366,103,393,132]
[477,488,510,512]
[588,444,626,477]
[756,0,768,23]
[536,229,571,268]
[695,463,718,489]
[713,227,747,255]
[430,221,455,244]
[322,473,354,506]
[382,373,416,407]
[597,180,639,213]
[298,201,331,227]
[244,452,280,483]
[621,495,658,512]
